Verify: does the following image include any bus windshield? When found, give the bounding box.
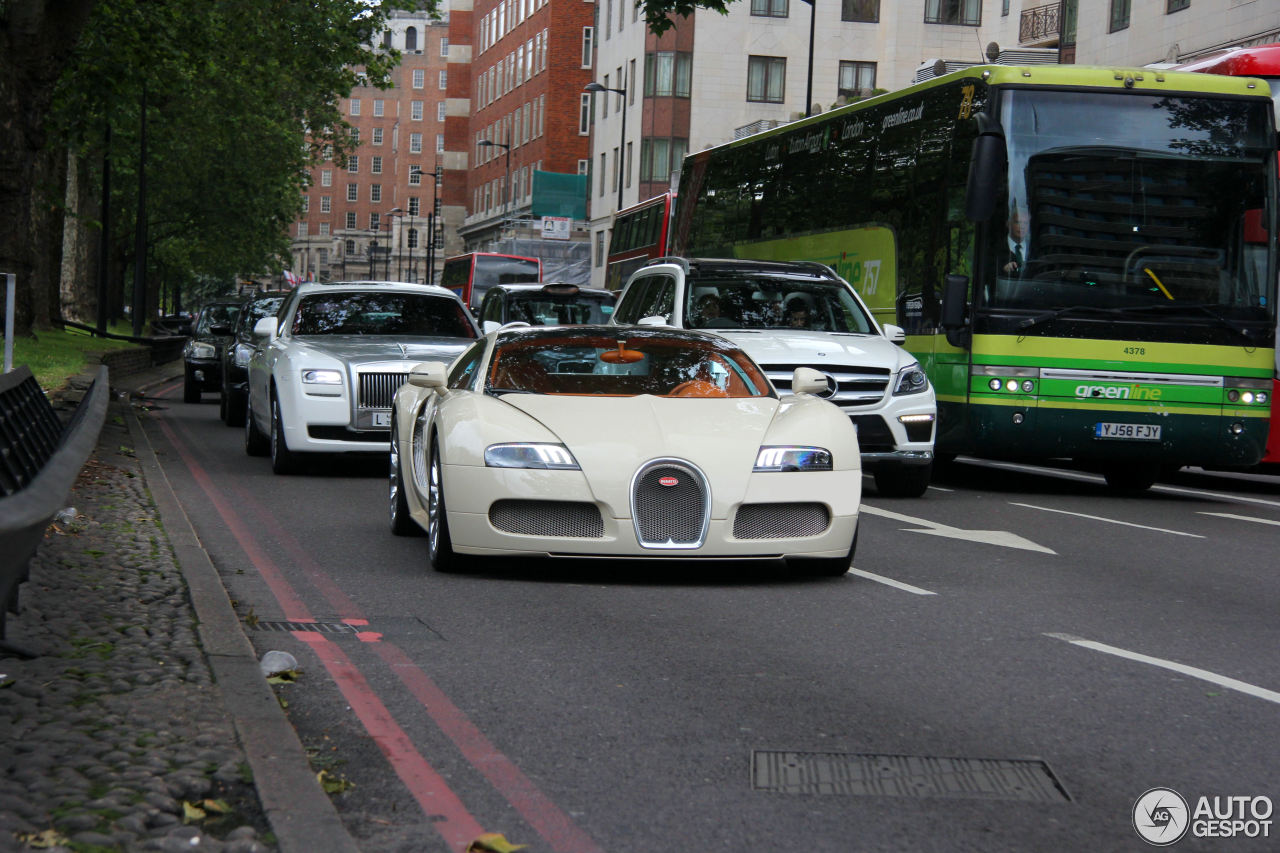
[989,90,1276,329]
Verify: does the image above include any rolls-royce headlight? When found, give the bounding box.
[484,443,580,470]
[301,369,343,385]
[753,446,833,472]
[893,366,929,396]
[232,343,254,368]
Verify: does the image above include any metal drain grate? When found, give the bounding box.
[752,751,1070,802]
[252,621,360,635]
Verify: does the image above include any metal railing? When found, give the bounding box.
[0,365,109,651]
[1020,1,1062,44]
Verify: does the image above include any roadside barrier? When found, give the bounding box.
[0,364,109,650]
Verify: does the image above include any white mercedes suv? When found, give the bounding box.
[611,258,936,496]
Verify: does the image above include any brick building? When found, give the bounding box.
[447,0,595,252]
[291,10,455,285]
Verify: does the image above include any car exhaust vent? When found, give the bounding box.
[631,459,709,549]
[733,503,830,539]
[358,372,408,409]
[489,499,605,538]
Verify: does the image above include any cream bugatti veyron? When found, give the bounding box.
[387,325,861,574]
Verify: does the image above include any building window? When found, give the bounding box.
[371,184,382,203]
[321,169,332,187]
[747,56,786,103]
[406,27,418,51]
[1109,0,1130,29]
[751,0,788,16]
[640,137,688,182]
[438,102,446,121]
[625,141,632,188]
[644,52,693,97]
[578,159,590,175]
[410,133,423,153]
[347,184,358,202]
[371,156,382,174]
[582,27,594,67]
[350,98,361,116]
[1166,0,1188,11]
[320,196,331,213]
[838,61,876,98]
[373,127,383,145]
[413,68,425,88]
[409,197,420,216]
[595,231,605,267]
[298,222,308,238]
[301,196,309,213]
[346,239,356,254]
[441,38,449,56]
[599,153,607,195]
[409,166,422,186]
[347,155,359,174]
[1001,0,1008,15]
[439,70,448,89]
[346,212,357,229]
[351,128,360,144]
[370,213,380,230]
[924,0,980,25]
[580,93,592,135]
[437,133,445,153]
[411,101,424,120]
[374,99,384,117]
[318,223,330,237]
[841,0,878,22]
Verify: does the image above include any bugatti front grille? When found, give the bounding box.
[733,503,831,539]
[358,372,408,409]
[632,461,709,548]
[489,500,604,538]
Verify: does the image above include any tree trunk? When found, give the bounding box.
[0,0,99,336]
[61,150,102,326]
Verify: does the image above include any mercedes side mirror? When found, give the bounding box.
[408,361,448,389]
[252,317,278,341]
[791,367,829,396]
[882,323,907,345]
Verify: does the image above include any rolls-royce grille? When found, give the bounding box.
[358,372,408,409]
[733,503,831,539]
[489,500,604,538]
[632,461,708,548]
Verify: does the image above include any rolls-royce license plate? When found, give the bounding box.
[371,411,391,428]
[1094,422,1160,440]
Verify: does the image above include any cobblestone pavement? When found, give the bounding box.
[1,368,357,853]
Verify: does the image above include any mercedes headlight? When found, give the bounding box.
[753,446,832,472]
[484,443,581,470]
[894,365,929,396]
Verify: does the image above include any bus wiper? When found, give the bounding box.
[1126,302,1257,342]
[1016,305,1127,332]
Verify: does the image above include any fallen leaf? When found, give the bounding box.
[267,669,302,683]
[467,832,528,852]
[202,798,232,814]
[18,829,70,848]
[317,770,356,794]
[183,801,207,823]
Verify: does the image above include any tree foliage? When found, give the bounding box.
[638,0,735,35]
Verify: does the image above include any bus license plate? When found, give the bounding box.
[371,411,391,428]
[1094,422,1160,440]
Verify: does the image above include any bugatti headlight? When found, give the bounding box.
[753,446,833,472]
[893,365,929,396]
[484,443,580,470]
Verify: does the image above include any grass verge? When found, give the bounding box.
[11,325,141,392]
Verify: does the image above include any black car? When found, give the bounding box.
[218,291,289,426]
[182,301,242,403]
[476,282,616,333]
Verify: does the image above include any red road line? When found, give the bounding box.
[150,403,602,852]
[373,642,605,853]
[296,632,486,851]
[154,416,311,621]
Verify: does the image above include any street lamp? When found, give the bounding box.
[388,207,403,280]
[585,75,627,213]
[478,137,512,220]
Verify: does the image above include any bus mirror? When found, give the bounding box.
[940,274,971,348]
[964,120,1007,222]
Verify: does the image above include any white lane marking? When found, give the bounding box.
[848,568,936,595]
[1010,502,1204,538]
[1198,512,1280,527]
[1045,633,1280,706]
[964,457,1280,509]
[860,504,1056,554]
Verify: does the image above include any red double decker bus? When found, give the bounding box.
[604,193,675,291]
[1175,45,1280,470]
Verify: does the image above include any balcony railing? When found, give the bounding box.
[1020,2,1061,45]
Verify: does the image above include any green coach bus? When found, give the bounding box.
[671,64,1277,489]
